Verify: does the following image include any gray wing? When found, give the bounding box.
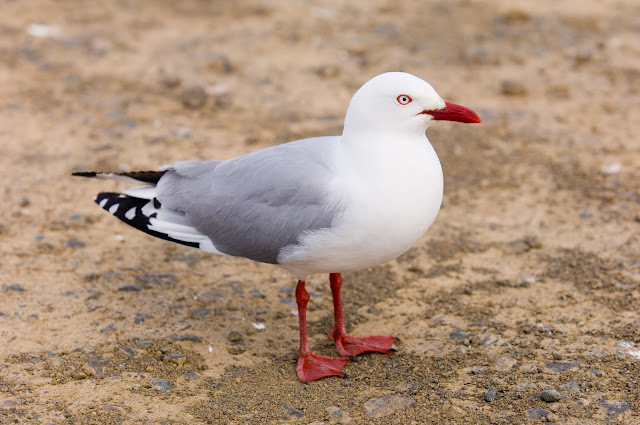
[156,136,343,264]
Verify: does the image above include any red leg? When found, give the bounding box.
[295,279,350,383]
[328,273,398,358]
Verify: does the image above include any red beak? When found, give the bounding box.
[422,101,482,124]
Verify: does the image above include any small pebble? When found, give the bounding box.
[364,395,414,418]
[205,54,233,74]
[503,9,531,23]
[100,323,116,333]
[170,334,204,343]
[541,389,561,402]
[282,405,303,418]
[3,284,25,292]
[314,64,341,78]
[161,75,181,89]
[27,24,61,38]
[558,380,580,394]
[180,86,207,109]
[280,297,296,306]
[249,288,266,298]
[545,361,580,373]
[527,407,550,419]
[66,239,86,248]
[118,284,142,292]
[484,387,497,402]
[123,346,138,357]
[165,354,186,365]
[190,307,211,318]
[1,400,21,409]
[501,80,528,97]
[199,289,225,302]
[182,371,200,380]
[579,209,591,218]
[150,379,171,392]
[173,126,191,138]
[228,331,243,343]
[464,45,498,65]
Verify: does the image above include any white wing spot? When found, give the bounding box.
[125,207,136,220]
[108,203,119,214]
[141,201,157,217]
[99,198,108,208]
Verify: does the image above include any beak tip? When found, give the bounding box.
[434,101,482,124]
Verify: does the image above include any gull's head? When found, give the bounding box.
[343,72,481,138]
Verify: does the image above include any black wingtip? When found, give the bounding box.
[72,171,99,178]
[93,192,200,250]
[71,170,166,184]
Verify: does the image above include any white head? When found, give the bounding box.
[343,72,481,139]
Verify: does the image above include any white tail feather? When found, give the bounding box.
[122,186,157,199]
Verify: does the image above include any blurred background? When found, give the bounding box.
[1,1,639,423]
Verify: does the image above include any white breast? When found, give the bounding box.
[279,136,443,279]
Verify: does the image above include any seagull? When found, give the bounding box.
[73,72,481,383]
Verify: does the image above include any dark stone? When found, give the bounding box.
[170,334,204,343]
[165,354,186,364]
[150,379,171,392]
[190,307,211,318]
[364,395,414,418]
[123,346,138,357]
[86,357,111,376]
[541,389,561,402]
[528,407,550,419]
[545,361,580,373]
[136,273,177,286]
[484,387,497,402]
[449,329,476,342]
[66,239,86,248]
[228,331,243,343]
[180,86,207,109]
[182,371,200,380]
[558,380,580,393]
[282,405,303,418]
[86,291,103,300]
[280,298,295,306]
[118,284,142,292]
[199,290,225,302]
[100,323,116,333]
[600,400,630,420]
[249,289,266,298]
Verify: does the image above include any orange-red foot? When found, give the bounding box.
[331,333,399,358]
[296,353,350,383]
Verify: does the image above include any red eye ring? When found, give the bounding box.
[397,94,412,105]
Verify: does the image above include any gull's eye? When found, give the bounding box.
[396,94,412,105]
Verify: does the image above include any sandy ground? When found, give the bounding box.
[1,0,640,423]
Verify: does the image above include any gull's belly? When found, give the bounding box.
[279,147,443,278]
[325,168,443,269]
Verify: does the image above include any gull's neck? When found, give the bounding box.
[340,124,431,163]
